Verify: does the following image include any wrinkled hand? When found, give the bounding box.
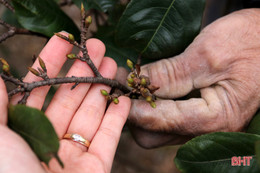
[127,9,260,148]
[0,34,130,172]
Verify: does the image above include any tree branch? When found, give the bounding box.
[0,19,47,43]
[1,73,130,101]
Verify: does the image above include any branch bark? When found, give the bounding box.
[1,73,130,99]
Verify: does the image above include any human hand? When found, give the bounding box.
[127,9,260,148]
[0,34,131,172]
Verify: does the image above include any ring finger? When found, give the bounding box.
[63,57,117,150]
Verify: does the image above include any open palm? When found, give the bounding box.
[0,34,130,173]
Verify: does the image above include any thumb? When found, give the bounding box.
[139,55,194,99]
[0,77,8,125]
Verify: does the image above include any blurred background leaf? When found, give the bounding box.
[12,0,80,39]
[72,0,119,12]
[95,26,138,68]
[247,109,260,135]
[175,132,260,173]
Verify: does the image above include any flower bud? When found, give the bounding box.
[38,57,46,71]
[68,34,75,42]
[28,67,39,76]
[85,16,92,27]
[0,58,10,74]
[67,54,77,59]
[130,73,135,78]
[150,101,156,108]
[128,83,133,87]
[127,78,134,84]
[141,88,148,93]
[2,64,10,74]
[140,78,147,86]
[113,98,119,104]
[127,59,134,69]
[100,89,108,96]
[146,95,152,102]
[81,3,85,16]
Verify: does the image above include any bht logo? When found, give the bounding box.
[231,156,252,166]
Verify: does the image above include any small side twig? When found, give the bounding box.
[18,92,30,104]
[55,5,102,78]
[0,19,47,43]
[0,0,14,12]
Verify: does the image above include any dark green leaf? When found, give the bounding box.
[247,109,260,135]
[115,0,205,59]
[107,3,127,26]
[2,9,22,28]
[175,132,260,173]
[8,104,62,167]
[95,26,138,68]
[12,0,80,38]
[73,0,118,12]
[256,141,260,167]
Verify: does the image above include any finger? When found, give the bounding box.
[0,77,8,125]
[139,55,194,99]
[128,85,238,135]
[115,67,129,85]
[45,38,106,138]
[66,57,117,144]
[138,36,231,99]
[11,32,73,109]
[88,96,130,172]
[128,125,192,148]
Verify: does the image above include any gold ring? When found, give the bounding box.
[63,133,90,147]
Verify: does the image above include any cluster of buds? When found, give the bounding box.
[126,59,159,108]
[81,3,92,27]
[100,89,119,104]
[28,57,49,80]
[0,58,10,75]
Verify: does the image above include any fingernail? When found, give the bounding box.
[60,30,69,34]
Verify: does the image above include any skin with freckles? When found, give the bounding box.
[126,9,260,148]
[0,34,131,172]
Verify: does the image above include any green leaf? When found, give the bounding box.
[73,0,118,12]
[12,0,80,38]
[115,0,206,59]
[247,110,260,135]
[8,104,63,167]
[175,132,260,173]
[107,3,127,26]
[95,26,138,68]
